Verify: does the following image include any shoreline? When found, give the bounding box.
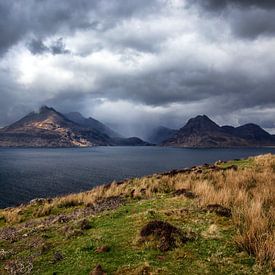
[0,154,274,274]
[0,157,248,211]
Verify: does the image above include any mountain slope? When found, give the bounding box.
[0,106,112,147]
[222,123,274,144]
[65,112,122,138]
[148,126,177,144]
[163,115,275,147]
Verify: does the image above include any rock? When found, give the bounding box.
[205,204,232,217]
[90,264,106,275]
[95,246,110,253]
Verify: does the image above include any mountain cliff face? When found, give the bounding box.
[0,107,150,147]
[162,115,275,147]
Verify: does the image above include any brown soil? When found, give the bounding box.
[140,220,193,252]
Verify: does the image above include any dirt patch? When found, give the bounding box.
[204,204,232,218]
[4,258,33,274]
[0,227,19,242]
[87,196,125,213]
[140,220,194,252]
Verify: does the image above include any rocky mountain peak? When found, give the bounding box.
[182,115,220,132]
[38,105,56,114]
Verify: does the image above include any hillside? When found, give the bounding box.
[163,115,275,147]
[0,154,274,274]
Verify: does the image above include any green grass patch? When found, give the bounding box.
[0,195,268,274]
[218,158,253,169]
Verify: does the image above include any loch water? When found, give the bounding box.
[1,146,275,208]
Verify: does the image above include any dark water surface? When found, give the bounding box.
[1,146,275,208]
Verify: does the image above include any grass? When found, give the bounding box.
[0,154,274,274]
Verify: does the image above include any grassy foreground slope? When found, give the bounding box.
[0,154,274,274]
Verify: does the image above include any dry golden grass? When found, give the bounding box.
[183,154,275,267]
[1,154,274,267]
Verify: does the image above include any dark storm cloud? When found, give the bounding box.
[0,0,275,135]
[28,38,70,55]
[196,0,275,10]
[0,0,159,55]
[229,9,275,38]
[194,0,275,38]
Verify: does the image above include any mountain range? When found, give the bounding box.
[158,115,275,147]
[0,106,150,147]
[0,107,274,148]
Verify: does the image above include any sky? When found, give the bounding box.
[0,0,275,138]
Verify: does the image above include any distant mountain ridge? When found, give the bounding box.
[162,115,275,147]
[148,126,177,144]
[0,106,150,147]
[65,112,122,138]
[0,109,274,148]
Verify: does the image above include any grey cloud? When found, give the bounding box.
[230,9,275,38]
[0,0,160,56]
[195,0,275,39]
[196,0,275,10]
[28,38,70,55]
[0,0,275,136]
[27,39,48,55]
[193,0,275,39]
